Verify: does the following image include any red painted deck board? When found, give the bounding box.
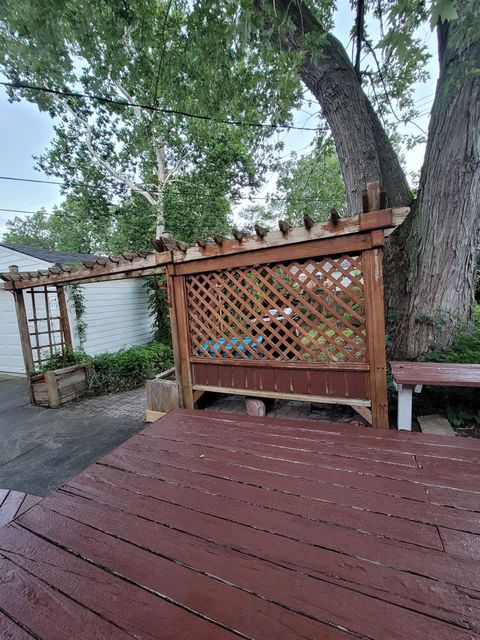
[0,490,42,527]
[1,409,480,639]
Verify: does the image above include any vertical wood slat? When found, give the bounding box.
[57,286,73,349]
[28,288,41,365]
[363,182,389,427]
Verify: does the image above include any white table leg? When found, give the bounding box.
[396,384,413,431]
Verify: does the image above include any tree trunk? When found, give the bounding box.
[258,0,479,357]
[384,14,480,357]
[262,0,411,212]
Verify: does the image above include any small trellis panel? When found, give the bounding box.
[26,286,71,367]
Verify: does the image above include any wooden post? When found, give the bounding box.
[363,245,389,427]
[11,284,35,404]
[44,370,61,408]
[12,287,34,375]
[167,266,194,409]
[362,182,389,428]
[57,286,73,349]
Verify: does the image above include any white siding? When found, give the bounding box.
[78,278,153,355]
[0,246,52,374]
[0,246,153,373]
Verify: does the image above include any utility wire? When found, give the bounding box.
[0,80,319,132]
[0,174,332,203]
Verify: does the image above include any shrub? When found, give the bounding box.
[36,348,88,373]
[36,341,173,395]
[433,305,480,365]
[89,341,173,394]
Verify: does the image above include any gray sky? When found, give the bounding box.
[0,0,437,238]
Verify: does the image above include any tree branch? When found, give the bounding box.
[113,80,145,125]
[63,102,158,205]
[354,0,365,80]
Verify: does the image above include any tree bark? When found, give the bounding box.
[258,0,479,358]
[384,12,480,357]
[262,0,411,211]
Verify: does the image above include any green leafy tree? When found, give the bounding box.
[237,203,278,231]
[273,142,346,225]
[194,0,480,357]
[0,0,296,238]
[2,209,52,248]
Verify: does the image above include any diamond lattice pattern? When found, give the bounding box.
[185,255,367,362]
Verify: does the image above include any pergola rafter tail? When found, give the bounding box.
[0,251,171,290]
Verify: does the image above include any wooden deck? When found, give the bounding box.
[1,408,480,639]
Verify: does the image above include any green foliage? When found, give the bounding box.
[273,141,346,225]
[237,141,345,230]
[38,341,173,393]
[144,276,172,343]
[237,203,279,231]
[428,306,480,365]
[0,0,295,237]
[3,209,52,248]
[415,306,480,427]
[89,342,173,394]
[69,285,87,349]
[36,348,87,373]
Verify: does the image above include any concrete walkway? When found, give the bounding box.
[0,375,146,496]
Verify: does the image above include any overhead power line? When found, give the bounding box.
[0,207,52,215]
[0,175,64,186]
[0,80,319,132]
[0,174,332,204]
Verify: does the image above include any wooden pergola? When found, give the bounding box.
[1,183,409,427]
[0,251,171,377]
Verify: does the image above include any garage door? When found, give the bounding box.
[0,287,25,373]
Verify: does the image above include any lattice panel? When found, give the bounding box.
[185,255,367,362]
[27,286,66,366]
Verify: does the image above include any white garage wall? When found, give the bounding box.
[0,246,154,373]
[73,278,153,356]
[0,246,52,374]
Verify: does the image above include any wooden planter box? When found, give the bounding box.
[30,364,90,408]
[146,367,180,422]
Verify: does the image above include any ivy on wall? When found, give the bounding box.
[68,284,87,350]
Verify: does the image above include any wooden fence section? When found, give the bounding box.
[167,196,405,428]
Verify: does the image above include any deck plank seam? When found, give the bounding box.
[96,459,446,551]
[100,453,480,536]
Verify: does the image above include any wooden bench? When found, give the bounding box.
[389,361,480,431]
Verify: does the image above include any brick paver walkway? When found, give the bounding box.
[200,393,366,426]
[67,386,146,422]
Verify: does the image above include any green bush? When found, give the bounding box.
[432,305,480,365]
[36,348,88,373]
[89,341,173,393]
[36,341,173,395]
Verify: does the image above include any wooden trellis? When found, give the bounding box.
[167,185,408,428]
[26,285,73,368]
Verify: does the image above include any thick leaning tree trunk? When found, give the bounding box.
[259,0,479,357]
[263,0,411,212]
[385,17,480,356]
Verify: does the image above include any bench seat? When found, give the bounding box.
[389,361,480,431]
